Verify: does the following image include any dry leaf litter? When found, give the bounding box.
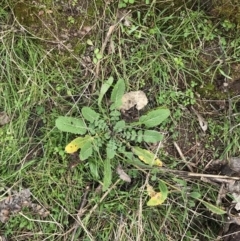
[0,188,49,223]
[116,165,131,183]
[208,157,240,239]
[0,112,10,126]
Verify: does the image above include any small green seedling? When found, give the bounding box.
[93,48,103,64]
[67,16,75,24]
[118,0,135,8]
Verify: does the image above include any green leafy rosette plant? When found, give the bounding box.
[56,77,170,190]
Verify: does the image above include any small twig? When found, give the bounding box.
[77,186,90,216]
[69,180,120,241]
[19,212,63,229]
[160,167,240,181]
[217,183,226,206]
[114,214,125,241]
[85,180,120,220]
[69,186,91,241]
[187,173,240,180]
[203,159,214,171]
[218,35,232,134]
[173,141,194,172]
[191,106,208,132]
[70,217,95,241]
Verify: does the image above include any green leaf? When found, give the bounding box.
[121,151,134,160]
[110,79,125,109]
[201,200,226,215]
[56,116,87,134]
[106,140,117,159]
[147,184,166,206]
[106,146,116,159]
[65,135,93,153]
[93,58,97,64]
[191,194,226,215]
[139,108,170,128]
[120,150,154,168]
[130,129,137,141]
[103,159,112,191]
[219,68,232,80]
[93,137,103,149]
[190,192,202,199]
[172,177,187,187]
[96,53,103,60]
[113,120,126,132]
[147,192,165,206]
[86,39,93,45]
[104,131,111,140]
[98,77,114,107]
[80,141,93,160]
[118,2,126,8]
[158,180,168,200]
[132,146,163,166]
[143,130,163,143]
[110,110,121,117]
[89,160,100,179]
[81,107,100,123]
[123,152,151,168]
[137,130,143,143]
[94,48,99,54]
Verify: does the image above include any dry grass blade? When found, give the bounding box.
[191,106,208,132]
[68,181,120,241]
[68,186,91,241]
[91,10,131,92]
[173,141,194,172]
[11,7,95,77]
[159,167,240,181]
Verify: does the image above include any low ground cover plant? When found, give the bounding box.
[56,78,170,192]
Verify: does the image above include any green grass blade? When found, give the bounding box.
[201,200,226,215]
[103,159,112,191]
[98,76,114,107]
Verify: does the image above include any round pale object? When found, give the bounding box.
[229,157,240,172]
[120,91,148,111]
